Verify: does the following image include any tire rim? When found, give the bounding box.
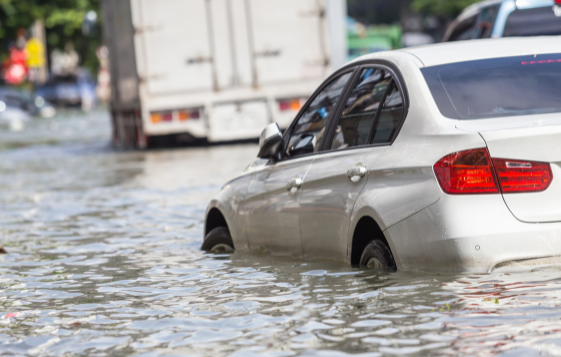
[210,244,234,254]
[366,257,383,269]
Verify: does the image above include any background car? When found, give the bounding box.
[35,69,97,111]
[202,37,561,273]
[442,0,561,41]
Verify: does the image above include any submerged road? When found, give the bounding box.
[1,111,561,356]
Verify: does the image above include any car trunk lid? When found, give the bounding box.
[457,115,561,223]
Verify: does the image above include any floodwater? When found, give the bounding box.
[2,112,561,357]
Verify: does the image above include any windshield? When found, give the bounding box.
[421,53,561,120]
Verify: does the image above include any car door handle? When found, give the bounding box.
[347,166,367,182]
[286,177,303,191]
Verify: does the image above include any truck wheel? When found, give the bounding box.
[201,227,234,253]
[360,240,396,269]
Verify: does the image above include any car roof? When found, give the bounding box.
[393,36,561,67]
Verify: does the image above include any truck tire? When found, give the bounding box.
[359,240,396,269]
[201,227,234,253]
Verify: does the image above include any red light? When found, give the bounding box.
[162,112,173,122]
[279,101,290,111]
[555,0,561,5]
[434,148,499,194]
[278,99,302,112]
[434,148,554,195]
[521,59,561,65]
[190,110,200,119]
[491,158,552,193]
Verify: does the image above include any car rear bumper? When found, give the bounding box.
[385,193,561,273]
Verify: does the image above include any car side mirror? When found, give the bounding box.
[257,123,283,159]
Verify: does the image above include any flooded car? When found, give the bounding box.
[203,37,561,273]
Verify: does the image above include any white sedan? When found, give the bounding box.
[202,37,561,273]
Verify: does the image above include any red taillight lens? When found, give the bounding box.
[162,112,173,122]
[491,158,552,193]
[278,99,303,112]
[434,148,499,194]
[434,148,554,194]
[555,0,561,5]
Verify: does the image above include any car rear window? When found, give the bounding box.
[503,7,561,37]
[421,53,561,120]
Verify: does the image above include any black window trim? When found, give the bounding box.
[320,60,409,154]
[277,59,409,163]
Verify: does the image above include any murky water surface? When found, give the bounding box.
[2,112,561,357]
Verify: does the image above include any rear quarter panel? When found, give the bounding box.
[347,52,488,264]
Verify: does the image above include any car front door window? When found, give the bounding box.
[285,72,353,158]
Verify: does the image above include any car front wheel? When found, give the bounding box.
[201,227,234,253]
[359,240,396,269]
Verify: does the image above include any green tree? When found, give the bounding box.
[0,0,102,75]
[411,0,481,17]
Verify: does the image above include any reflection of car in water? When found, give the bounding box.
[202,37,561,273]
[443,0,561,41]
[35,70,96,111]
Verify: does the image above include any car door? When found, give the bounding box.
[299,65,407,261]
[242,70,354,257]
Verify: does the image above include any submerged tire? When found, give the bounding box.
[359,240,396,269]
[201,227,234,253]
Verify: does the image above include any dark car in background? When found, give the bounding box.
[443,0,561,41]
[35,70,97,111]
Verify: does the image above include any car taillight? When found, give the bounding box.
[555,0,561,5]
[434,148,553,194]
[278,99,303,112]
[150,113,162,123]
[162,112,172,122]
[491,158,552,193]
[178,109,201,121]
[434,148,499,194]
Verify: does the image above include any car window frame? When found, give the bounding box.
[320,60,409,154]
[278,67,360,162]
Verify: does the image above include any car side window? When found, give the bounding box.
[448,15,477,41]
[331,68,392,150]
[370,81,403,144]
[284,71,353,158]
[474,5,500,39]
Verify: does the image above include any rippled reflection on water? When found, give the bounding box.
[2,112,561,356]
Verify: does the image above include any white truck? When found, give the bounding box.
[102,0,348,148]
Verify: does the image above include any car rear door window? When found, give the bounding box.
[447,14,477,41]
[285,71,353,158]
[475,5,500,39]
[370,82,404,144]
[330,68,392,150]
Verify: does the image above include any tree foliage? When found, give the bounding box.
[0,0,101,73]
[411,0,481,17]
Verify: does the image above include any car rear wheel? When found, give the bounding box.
[359,240,396,269]
[201,227,234,253]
